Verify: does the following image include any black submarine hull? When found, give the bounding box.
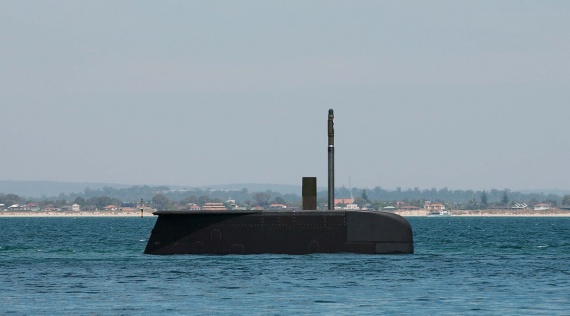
[144,210,413,255]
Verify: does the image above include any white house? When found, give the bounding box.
[533,203,550,211]
[345,203,360,210]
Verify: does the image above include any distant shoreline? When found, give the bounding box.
[2,209,570,217]
[396,209,570,217]
[0,211,154,217]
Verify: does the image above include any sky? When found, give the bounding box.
[1,1,569,192]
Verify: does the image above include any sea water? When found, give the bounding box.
[1,216,569,315]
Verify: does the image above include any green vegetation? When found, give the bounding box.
[1,185,568,211]
[481,190,488,208]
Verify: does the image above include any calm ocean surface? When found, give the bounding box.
[1,216,569,315]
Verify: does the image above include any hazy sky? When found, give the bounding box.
[1,1,569,191]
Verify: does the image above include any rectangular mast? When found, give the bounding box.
[328,109,334,210]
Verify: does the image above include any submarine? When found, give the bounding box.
[144,110,413,255]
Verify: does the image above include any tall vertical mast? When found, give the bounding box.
[328,109,335,210]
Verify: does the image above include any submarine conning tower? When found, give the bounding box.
[143,109,414,255]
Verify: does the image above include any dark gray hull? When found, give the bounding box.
[144,210,413,255]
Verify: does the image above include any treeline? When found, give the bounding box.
[2,185,568,211]
[44,185,567,205]
[333,186,564,205]
[1,186,301,210]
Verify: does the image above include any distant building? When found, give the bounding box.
[424,203,445,212]
[533,203,550,211]
[343,203,359,210]
[511,203,528,210]
[8,204,23,211]
[104,205,118,211]
[71,204,80,212]
[188,203,201,211]
[202,202,227,211]
[334,198,354,206]
[268,203,287,210]
[27,203,40,212]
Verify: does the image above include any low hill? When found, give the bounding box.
[0,181,133,198]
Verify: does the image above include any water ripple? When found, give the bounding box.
[0,217,569,315]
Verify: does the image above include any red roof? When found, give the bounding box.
[334,198,354,205]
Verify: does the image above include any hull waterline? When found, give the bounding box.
[144,210,413,255]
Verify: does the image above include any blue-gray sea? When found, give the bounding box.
[1,216,569,315]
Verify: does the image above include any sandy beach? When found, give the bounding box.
[0,211,156,217]
[395,209,570,217]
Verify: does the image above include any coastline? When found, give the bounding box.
[395,209,570,217]
[0,211,155,217]
[2,209,570,217]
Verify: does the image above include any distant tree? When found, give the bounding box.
[0,193,22,206]
[465,198,478,210]
[85,196,121,209]
[371,201,383,210]
[73,197,85,206]
[152,194,170,211]
[361,190,369,203]
[53,199,67,208]
[253,192,270,207]
[274,197,286,205]
[480,191,488,209]
[501,190,509,205]
[180,196,198,205]
[408,199,424,208]
[528,198,539,207]
[317,197,328,210]
[562,195,570,206]
[198,195,210,206]
[354,197,367,207]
